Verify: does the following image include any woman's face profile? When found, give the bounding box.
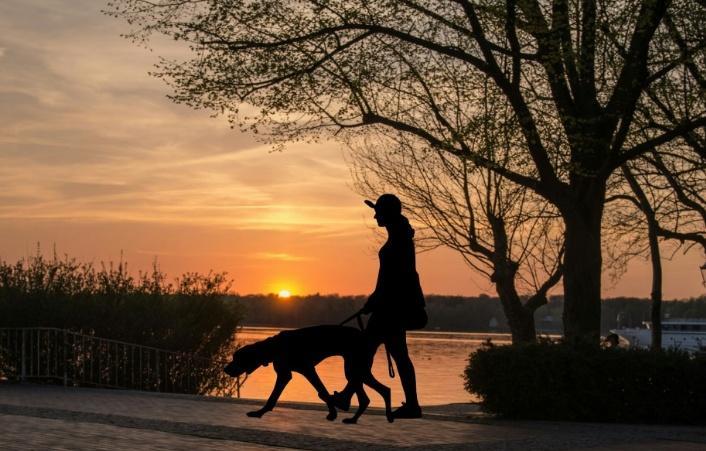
[374,209,389,227]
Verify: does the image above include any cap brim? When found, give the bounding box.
[364,200,376,209]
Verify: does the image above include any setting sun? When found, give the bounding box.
[278,290,292,299]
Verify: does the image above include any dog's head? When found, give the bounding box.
[223,340,272,377]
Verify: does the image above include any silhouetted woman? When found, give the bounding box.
[362,193,426,419]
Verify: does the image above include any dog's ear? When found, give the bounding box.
[233,343,251,358]
[252,337,277,366]
[258,337,276,354]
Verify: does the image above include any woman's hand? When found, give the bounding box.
[362,293,378,314]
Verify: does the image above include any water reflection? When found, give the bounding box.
[231,327,511,407]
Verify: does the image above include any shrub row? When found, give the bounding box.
[465,341,706,423]
[0,250,241,359]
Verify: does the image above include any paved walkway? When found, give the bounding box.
[1,384,705,450]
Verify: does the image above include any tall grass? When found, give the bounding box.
[0,247,241,361]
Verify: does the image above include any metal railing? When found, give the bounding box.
[0,328,246,397]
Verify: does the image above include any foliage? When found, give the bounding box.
[0,250,241,360]
[465,341,706,423]
[105,0,706,342]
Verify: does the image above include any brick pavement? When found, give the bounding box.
[1,384,705,450]
[0,414,296,451]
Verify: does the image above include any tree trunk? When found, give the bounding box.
[647,220,662,351]
[621,164,663,350]
[561,188,605,344]
[494,278,536,344]
[512,307,536,344]
[487,214,537,344]
[491,259,536,344]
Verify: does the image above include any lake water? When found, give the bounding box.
[233,327,511,407]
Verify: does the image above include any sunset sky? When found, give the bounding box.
[1,0,704,299]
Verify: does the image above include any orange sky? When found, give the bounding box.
[0,0,704,299]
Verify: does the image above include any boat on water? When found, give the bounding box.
[610,319,706,352]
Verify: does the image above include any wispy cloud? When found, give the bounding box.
[0,0,402,295]
[0,0,363,236]
[253,252,315,262]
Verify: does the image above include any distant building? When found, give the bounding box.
[488,317,499,329]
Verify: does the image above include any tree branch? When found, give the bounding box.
[605,117,706,174]
[604,0,669,126]
[361,112,548,196]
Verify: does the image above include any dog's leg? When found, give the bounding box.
[247,370,291,418]
[301,367,337,421]
[331,359,359,411]
[331,385,354,411]
[363,373,393,423]
[342,387,369,424]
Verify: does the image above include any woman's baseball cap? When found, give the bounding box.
[364,193,402,216]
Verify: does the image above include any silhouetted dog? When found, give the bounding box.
[224,325,393,424]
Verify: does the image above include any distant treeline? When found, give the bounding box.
[231,294,706,334]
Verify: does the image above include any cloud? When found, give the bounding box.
[0,1,493,297]
[0,0,363,236]
[253,252,315,262]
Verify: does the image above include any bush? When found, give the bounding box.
[465,341,706,423]
[0,249,241,360]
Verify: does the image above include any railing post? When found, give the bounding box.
[20,329,26,382]
[63,330,68,387]
[139,347,143,390]
[0,328,239,398]
[155,351,160,392]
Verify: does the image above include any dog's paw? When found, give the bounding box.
[326,411,337,421]
[386,412,394,423]
[246,410,265,418]
[331,391,351,411]
[342,417,358,424]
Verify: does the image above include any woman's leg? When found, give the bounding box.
[385,329,420,408]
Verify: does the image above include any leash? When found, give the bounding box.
[386,346,395,378]
[340,309,396,379]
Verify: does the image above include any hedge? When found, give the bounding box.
[465,341,706,423]
[0,251,241,361]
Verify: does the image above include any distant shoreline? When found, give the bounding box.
[237,324,520,339]
[230,294,706,335]
[238,324,526,338]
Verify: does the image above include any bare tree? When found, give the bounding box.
[606,147,706,349]
[604,4,706,349]
[107,0,706,342]
[348,83,563,343]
